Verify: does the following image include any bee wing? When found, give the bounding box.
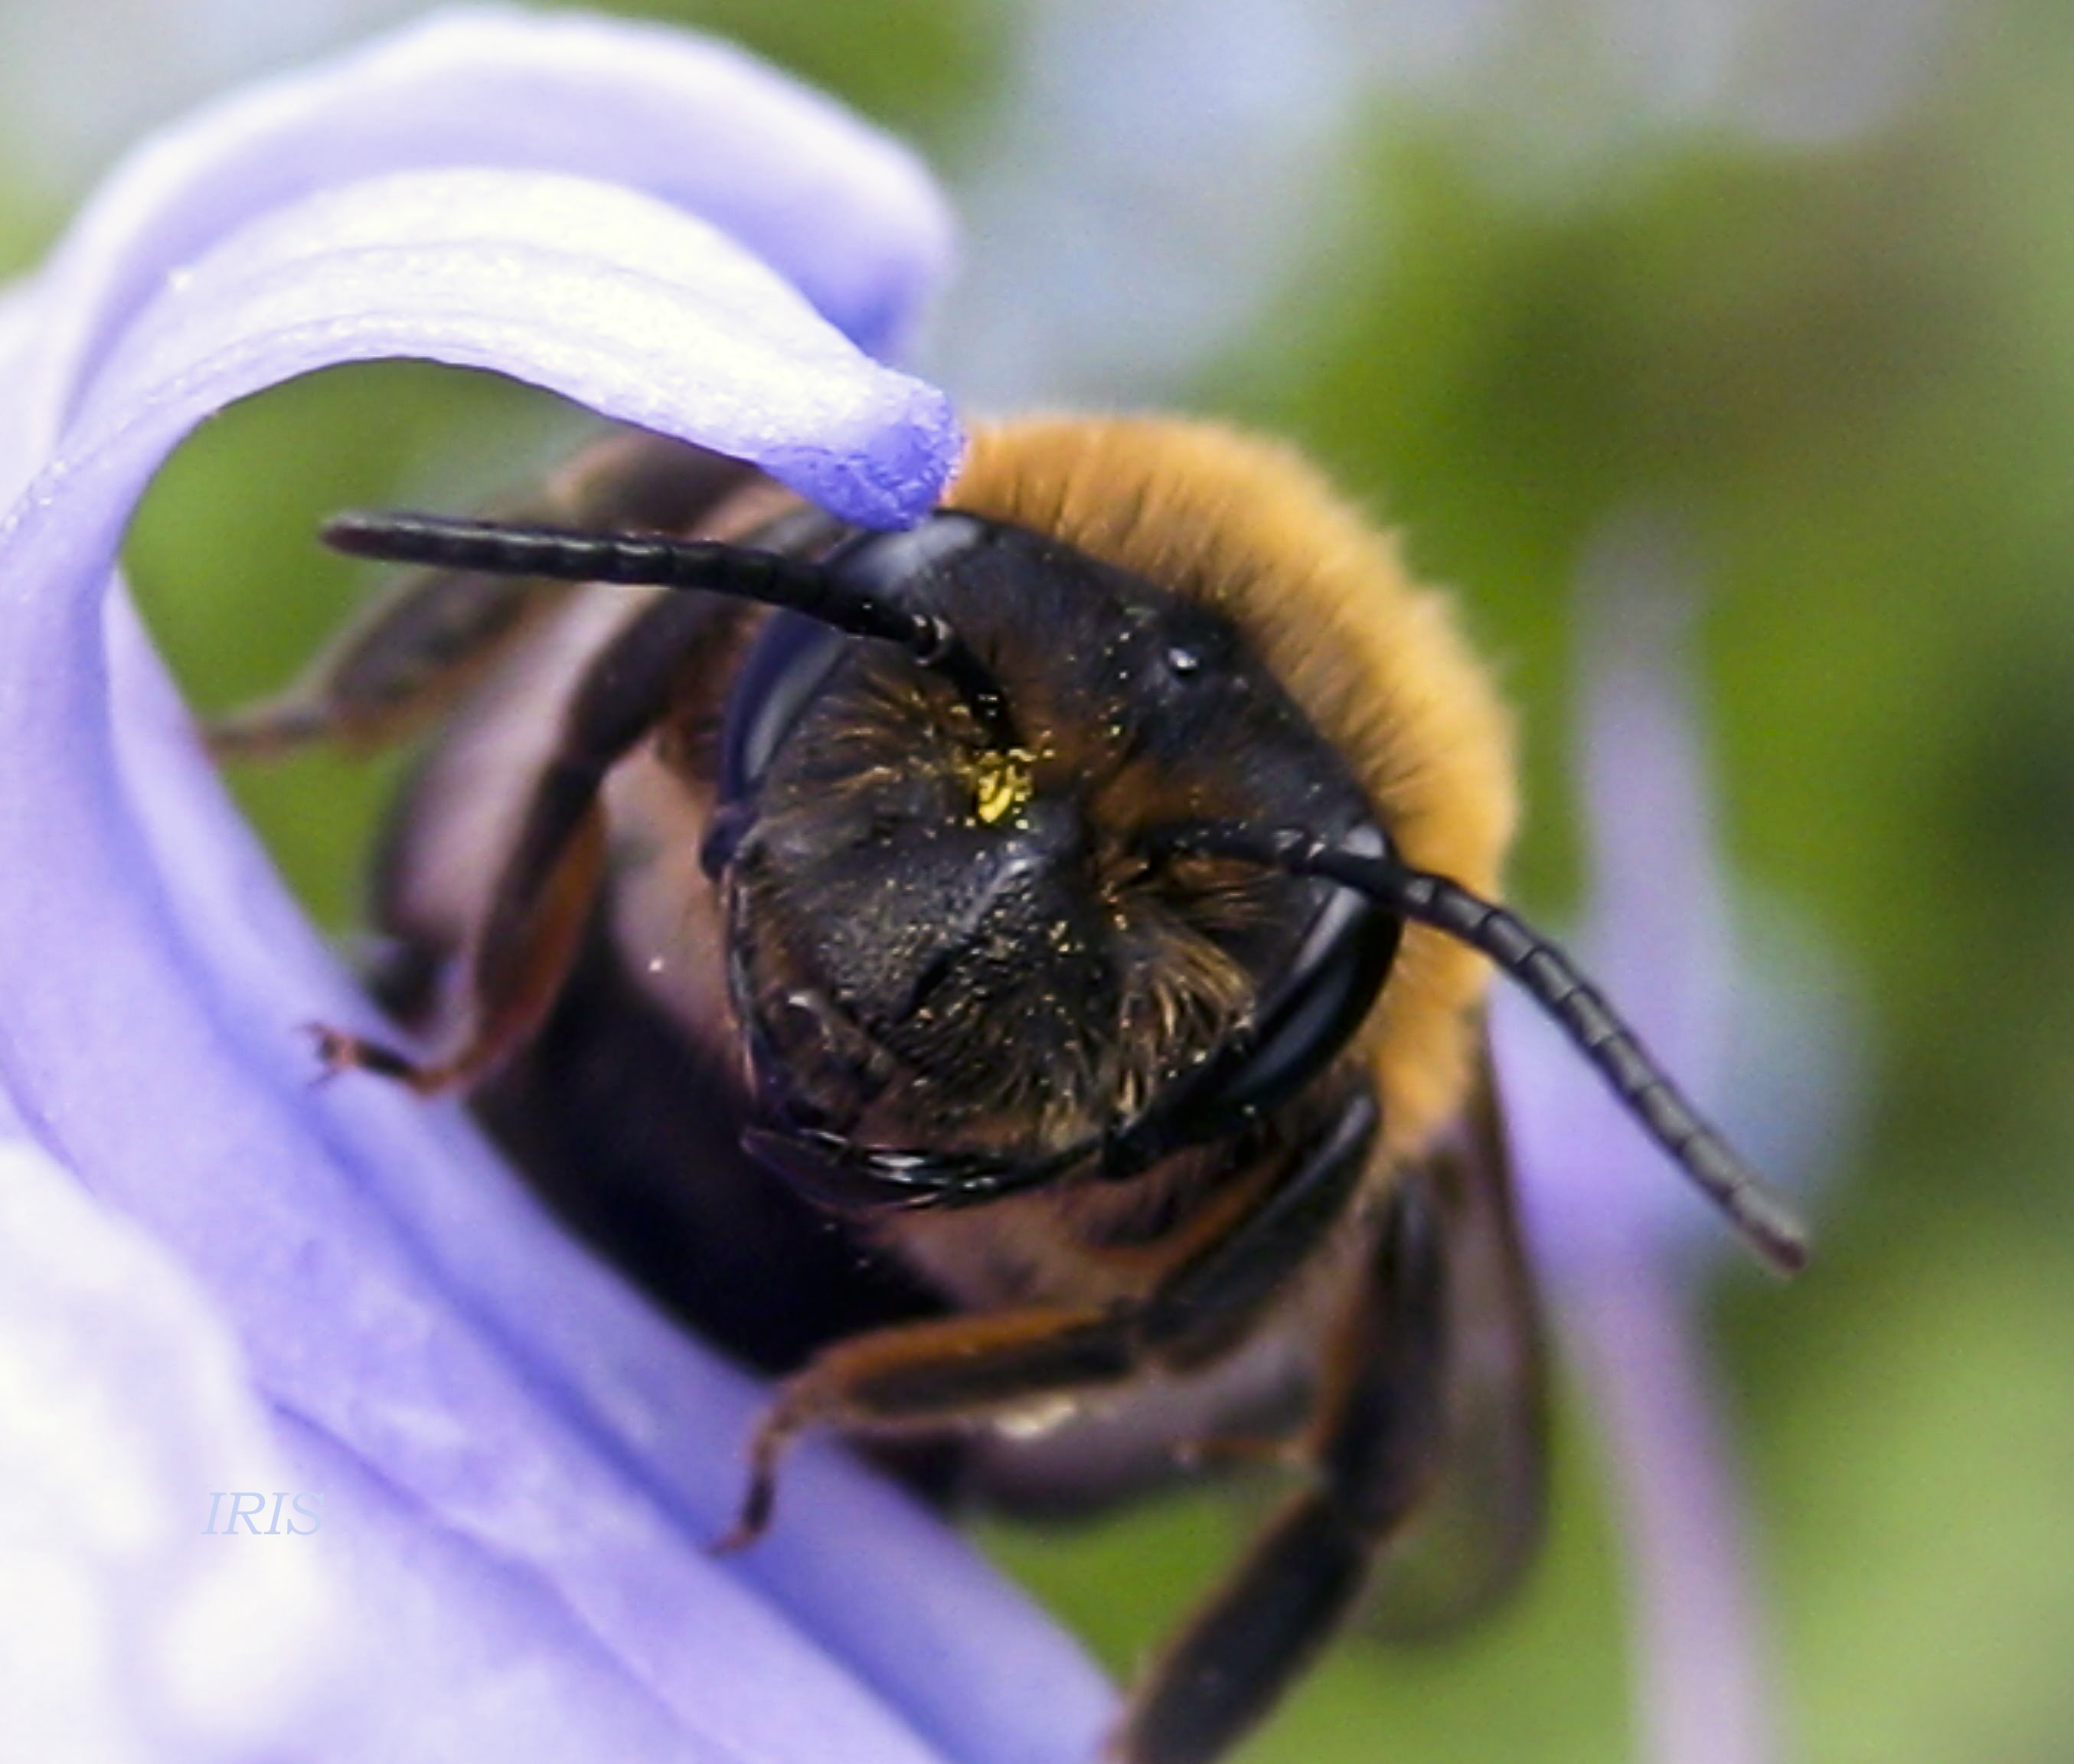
[1364,1037,1550,1641]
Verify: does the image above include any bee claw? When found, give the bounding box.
[301,1021,354,1087]
[708,1405,796,1557]
[707,1479,776,1558]
[706,1521,758,1559]
[302,1021,426,1089]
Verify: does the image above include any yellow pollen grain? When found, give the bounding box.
[970,749,1035,825]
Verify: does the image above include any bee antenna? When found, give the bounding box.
[1151,822,1809,1276]
[321,511,1021,751]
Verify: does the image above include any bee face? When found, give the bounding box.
[717,518,1392,1161]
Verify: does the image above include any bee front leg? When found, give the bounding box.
[316,590,733,1095]
[310,803,606,1096]
[715,1086,1380,1553]
[1109,1176,1448,1764]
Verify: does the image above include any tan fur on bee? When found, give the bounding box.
[950,416,1517,1167]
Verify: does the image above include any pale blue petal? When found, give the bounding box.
[0,1138,335,1762]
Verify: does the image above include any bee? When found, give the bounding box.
[211,416,1805,1764]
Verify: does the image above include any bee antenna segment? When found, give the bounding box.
[321,511,1020,750]
[1148,822,1810,1276]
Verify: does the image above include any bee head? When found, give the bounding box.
[707,514,1401,1175]
[322,496,1805,1269]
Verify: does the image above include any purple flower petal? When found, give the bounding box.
[1568,1263,1782,1764]
[0,18,1107,1764]
[7,3,952,479]
[0,1135,334,1762]
[72,165,958,525]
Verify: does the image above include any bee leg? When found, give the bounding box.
[313,590,733,1095]
[716,1086,1379,1552]
[207,430,754,760]
[202,561,560,760]
[1109,1176,1448,1764]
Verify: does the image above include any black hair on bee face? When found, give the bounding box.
[323,505,1808,1275]
[746,521,1400,1161]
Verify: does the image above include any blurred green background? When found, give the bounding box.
[10,2,2074,1760]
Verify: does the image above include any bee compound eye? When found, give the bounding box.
[699,800,756,879]
[717,514,1001,807]
[1206,828,1402,1119]
[827,512,990,598]
[1111,822,1403,1165]
[718,611,851,805]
